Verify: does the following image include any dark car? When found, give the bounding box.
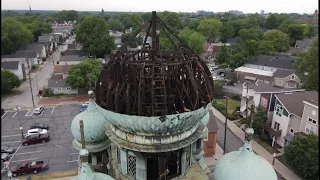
[11,161,47,176]
[22,134,50,146]
[1,146,15,154]
[1,153,9,162]
[29,123,49,130]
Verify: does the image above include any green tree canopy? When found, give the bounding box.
[294,39,318,91]
[220,22,235,42]
[76,16,114,58]
[164,12,183,30]
[285,134,318,178]
[197,18,222,40]
[1,70,21,94]
[56,10,78,23]
[141,12,152,22]
[263,30,290,52]
[287,24,308,45]
[217,45,232,64]
[121,14,143,31]
[107,20,124,32]
[257,40,276,55]
[178,30,206,54]
[159,38,174,50]
[1,17,33,55]
[252,107,268,136]
[238,28,264,42]
[66,59,103,89]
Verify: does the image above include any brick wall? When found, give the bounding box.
[204,132,217,157]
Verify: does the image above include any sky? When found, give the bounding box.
[1,0,318,14]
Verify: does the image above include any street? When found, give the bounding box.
[1,104,81,178]
[1,36,75,110]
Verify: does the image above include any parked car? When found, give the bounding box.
[11,161,47,176]
[26,128,48,137]
[22,134,50,146]
[33,107,44,115]
[79,101,89,112]
[29,123,49,130]
[1,146,15,154]
[1,153,9,162]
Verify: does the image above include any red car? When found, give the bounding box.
[11,161,47,176]
[22,134,50,146]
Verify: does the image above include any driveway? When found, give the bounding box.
[1,36,75,110]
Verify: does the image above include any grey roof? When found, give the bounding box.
[60,55,87,62]
[283,134,294,142]
[295,37,317,49]
[273,69,296,78]
[15,50,38,58]
[38,35,52,42]
[276,91,318,117]
[1,61,19,70]
[67,44,77,50]
[245,80,304,93]
[247,55,297,69]
[51,33,62,38]
[62,50,87,56]
[48,74,69,87]
[208,110,219,132]
[25,44,45,54]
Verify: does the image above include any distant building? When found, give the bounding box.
[296,10,318,25]
[228,10,244,15]
[48,73,78,94]
[261,10,265,15]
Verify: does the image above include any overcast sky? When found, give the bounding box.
[1,0,318,14]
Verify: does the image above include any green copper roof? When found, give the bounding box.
[214,128,277,180]
[71,99,108,143]
[72,149,114,180]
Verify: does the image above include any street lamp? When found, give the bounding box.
[13,106,24,140]
[223,96,228,155]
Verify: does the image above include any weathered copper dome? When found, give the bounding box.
[96,11,214,117]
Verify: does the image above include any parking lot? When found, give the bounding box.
[1,104,82,177]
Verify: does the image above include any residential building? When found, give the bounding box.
[38,34,55,54]
[287,36,318,56]
[296,10,318,25]
[48,74,78,94]
[240,80,305,119]
[12,50,38,65]
[273,69,301,88]
[204,110,219,157]
[1,57,31,76]
[269,91,318,147]
[1,61,24,80]
[54,64,71,79]
[25,43,47,59]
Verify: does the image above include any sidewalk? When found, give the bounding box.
[211,107,301,180]
[38,95,90,106]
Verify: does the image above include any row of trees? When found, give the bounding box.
[1,14,52,55]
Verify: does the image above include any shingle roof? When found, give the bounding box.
[295,37,317,49]
[60,55,87,62]
[15,50,38,58]
[1,61,19,70]
[38,35,52,42]
[62,50,87,56]
[244,80,304,93]
[48,74,69,87]
[247,55,297,69]
[54,64,71,73]
[273,69,296,78]
[276,91,318,117]
[25,44,45,54]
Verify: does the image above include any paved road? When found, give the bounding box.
[222,83,243,95]
[1,36,75,110]
[1,104,81,178]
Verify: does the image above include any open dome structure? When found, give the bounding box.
[95,11,214,117]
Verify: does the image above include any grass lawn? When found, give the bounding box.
[254,136,280,154]
[215,98,240,114]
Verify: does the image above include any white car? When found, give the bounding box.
[33,107,44,115]
[26,128,48,137]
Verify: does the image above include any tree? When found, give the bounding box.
[1,70,21,94]
[264,14,279,29]
[1,17,33,55]
[107,20,124,32]
[287,24,308,45]
[164,12,183,30]
[257,40,276,55]
[178,29,194,43]
[245,40,259,56]
[122,14,143,31]
[197,18,222,40]
[220,22,235,42]
[239,28,264,42]
[213,81,225,99]
[252,107,268,136]
[188,20,200,31]
[76,16,114,58]
[56,10,78,23]
[141,12,152,22]
[217,45,231,64]
[307,25,317,37]
[26,19,52,42]
[159,38,174,50]
[66,59,103,89]
[285,134,318,178]
[294,39,318,91]
[264,30,290,52]
[187,32,206,54]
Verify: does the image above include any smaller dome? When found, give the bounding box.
[214,128,277,180]
[71,98,108,143]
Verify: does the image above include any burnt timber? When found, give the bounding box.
[96,11,214,116]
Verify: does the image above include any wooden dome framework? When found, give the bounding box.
[96,11,214,117]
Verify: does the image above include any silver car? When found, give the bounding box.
[1,146,15,154]
[1,153,9,162]
[33,107,44,115]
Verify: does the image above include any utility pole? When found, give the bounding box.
[223,96,228,154]
[245,81,249,128]
[249,104,255,128]
[25,58,35,107]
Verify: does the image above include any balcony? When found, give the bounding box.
[264,123,282,137]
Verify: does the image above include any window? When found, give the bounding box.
[66,87,71,90]
[204,131,208,141]
[196,139,202,150]
[277,80,282,85]
[308,117,317,125]
[290,128,294,134]
[287,82,297,88]
[275,104,283,117]
[260,98,268,107]
[127,154,136,178]
[273,122,280,130]
[291,75,295,80]
[57,88,62,91]
[306,123,316,134]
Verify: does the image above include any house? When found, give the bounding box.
[54,64,71,79]
[38,34,55,54]
[269,91,318,147]
[14,50,39,65]
[59,50,88,65]
[287,36,318,56]
[1,61,24,80]
[48,74,78,94]
[240,80,305,119]
[204,110,219,157]
[235,54,302,87]
[273,69,301,88]
[25,43,47,59]
[1,57,30,77]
